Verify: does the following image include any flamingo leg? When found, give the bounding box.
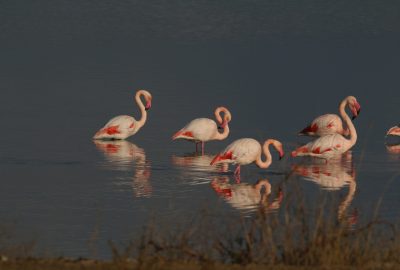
[235,175,241,183]
[234,165,241,176]
[201,141,205,155]
[195,142,199,153]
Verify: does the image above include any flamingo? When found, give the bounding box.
[93,90,152,140]
[291,96,361,160]
[386,125,400,136]
[210,138,284,179]
[298,96,361,136]
[172,107,232,154]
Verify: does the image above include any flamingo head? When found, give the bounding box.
[218,118,229,130]
[266,139,284,160]
[278,145,285,160]
[144,94,152,111]
[348,96,361,120]
[216,107,232,129]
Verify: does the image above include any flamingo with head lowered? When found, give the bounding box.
[292,96,361,160]
[172,107,232,154]
[210,138,284,180]
[298,96,361,137]
[93,90,152,140]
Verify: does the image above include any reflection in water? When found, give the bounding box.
[293,153,357,226]
[211,176,283,215]
[94,140,152,197]
[292,152,354,190]
[172,153,228,185]
[386,143,400,154]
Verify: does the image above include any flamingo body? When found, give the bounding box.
[172,107,232,154]
[93,90,152,140]
[173,118,219,142]
[211,138,284,178]
[292,133,350,159]
[293,96,360,160]
[386,125,400,136]
[299,114,347,136]
[298,96,361,137]
[212,138,262,166]
[93,115,139,140]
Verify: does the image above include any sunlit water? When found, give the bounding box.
[1,0,400,260]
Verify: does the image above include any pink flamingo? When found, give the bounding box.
[93,90,152,140]
[292,96,361,160]
[172,107,232,154]
[298,96,361,136]
[210,138,284,179]
[386,125,400,136]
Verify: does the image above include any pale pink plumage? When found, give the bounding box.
[299,96,361,137]
[172,107,232,154]
[386,125,400,136]
[93,90,152,140]
[210,138,284,178]
[292,96,360,160]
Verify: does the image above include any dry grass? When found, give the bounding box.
[1,174,399,269]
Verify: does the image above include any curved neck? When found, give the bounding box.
[135,91,147,128]
[339,98,357,147]
[255,179,271,204]
[214,125,230,140]
[256,141,273,169]
[213,107,231,140]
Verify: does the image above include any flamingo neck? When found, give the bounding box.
[255,141,274,169]
[213,107,231,140]
[255,179,272,204]
[339,98,357,147]
[214,125,230,140]
[135,90,147,129]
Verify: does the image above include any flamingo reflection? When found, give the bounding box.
[386,143,400,154]
[211,176,283,214]
[292,156,357,226]
[292,152,354,190]
[172,153,229,172]
[94,140,152,197]
[172,153,228,185]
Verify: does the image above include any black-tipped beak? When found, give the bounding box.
[218,126,223,130]
[352,108,361,120]
[279,154,284,160]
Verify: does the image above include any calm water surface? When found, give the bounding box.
[1,0,400,259]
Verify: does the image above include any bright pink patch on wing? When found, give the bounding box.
[300,123,318,134]
[210,151,233,165]
[104,125,121,135]
[312,147,321,154]
[129,123,135,129]
[327,123,333,128]
[172,130,194,140]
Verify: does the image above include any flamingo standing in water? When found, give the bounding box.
[386,125,400,136]
[210,138,284,179]
[93,90,152,140]
[172,107,232,154]
[292,96,361,160]
[298,96,361,136]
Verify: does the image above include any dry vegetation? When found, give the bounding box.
[1,176,399,270]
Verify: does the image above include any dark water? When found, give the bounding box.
[1,0,400,259]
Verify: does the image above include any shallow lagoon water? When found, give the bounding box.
[1,0,400,259]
